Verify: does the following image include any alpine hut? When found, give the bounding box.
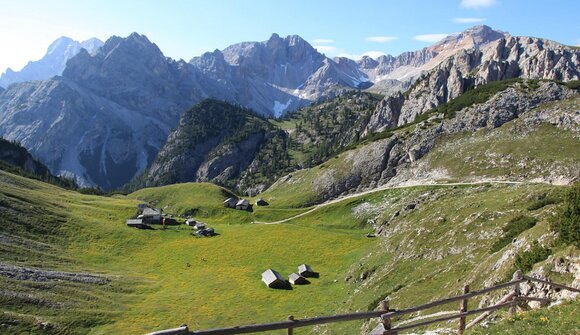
[261,269,287,289]
[256,198,269,206]
[298,264,317,277]
[139,207,162,224]
[223,197,238,208]
[288,273,308,285]
[236,199,250,210]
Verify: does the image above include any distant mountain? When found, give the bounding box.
[0,36,103,88]
[190,33,368,116]
[0,137,75,188]
[0,26,577,190]
[364,34,580,133]
[358,25,508,95]
[0,33,204,189]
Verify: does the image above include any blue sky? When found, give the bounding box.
[0,0,579,72]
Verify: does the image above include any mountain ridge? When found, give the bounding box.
[0,26,577,190]
[0,36,103,88]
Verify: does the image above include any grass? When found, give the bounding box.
[469,299,580,335]
[1,169,578,334]
[0,170,375,334]
[424,97,580,181]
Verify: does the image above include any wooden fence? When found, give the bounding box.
[145,270,579,335]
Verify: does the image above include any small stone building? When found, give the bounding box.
[126,219,148,229]
[298,264,316,277]
[261,269,286,289]
[256,198,269,206]
[236,199,250,210]
[288,273,308,285]
[139,207,162,224]
[223,197,238,208]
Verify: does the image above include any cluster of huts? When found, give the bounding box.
[261,264,318,289]
[126,204,215,236]
[223,197,268,211]
[185,218,215,237]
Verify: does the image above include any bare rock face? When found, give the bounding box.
[364,35,580,133]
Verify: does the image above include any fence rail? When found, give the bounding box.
[145,270,579,335]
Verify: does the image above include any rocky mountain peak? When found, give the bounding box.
[430,25,507,53]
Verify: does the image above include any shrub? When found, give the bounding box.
[527,196,560,211]
[514,242,552,273]
[551,183,580,247]
[490,215,538,252]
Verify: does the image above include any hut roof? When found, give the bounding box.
[142,207,161,216]
[223,197,237,204]
[126,219,143,225]
[256,198,269,206]
[236,199,249,206]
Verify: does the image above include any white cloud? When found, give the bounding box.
[460,0,496,8]
[453,17,487,23]
[414,34,449,43]
[312,38,334,44]
[337,51,386,60]
[313,45,338,54]
[365,36,399,43]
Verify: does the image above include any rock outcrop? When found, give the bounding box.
[365,35,580,133]
[274,81,579,204]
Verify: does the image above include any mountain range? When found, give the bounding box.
[0,36,103,88]
[0,25,578,190]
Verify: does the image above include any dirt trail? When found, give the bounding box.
[253,180,525,225]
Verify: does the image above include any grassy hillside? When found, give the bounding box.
[260,94,580,208]
[0,170,376,334]
[3,168,578,334]
[423,96,580,182]
[469,299,580,335]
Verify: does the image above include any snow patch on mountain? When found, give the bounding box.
[273,99,293,117]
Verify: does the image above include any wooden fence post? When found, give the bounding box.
[509,270,523,317]
[380,299,395,335]
[457,284,469,335]
[287,315,294,335]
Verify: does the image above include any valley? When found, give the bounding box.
[0,12,579,335]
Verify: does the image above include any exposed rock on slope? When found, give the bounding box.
[365,36,580,133]
[0,36,103,88]
[0,34,203,189]
[265,81,579,205]
[360,25,507,95]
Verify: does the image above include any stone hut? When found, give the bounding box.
[288,273,308,285]
[236,199,250,210]
[223,197,238,208]
[298,264,317,277]
[261,269,286,289]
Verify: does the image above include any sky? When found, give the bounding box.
[0,0,579,72]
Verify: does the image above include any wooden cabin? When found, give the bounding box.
[256,198,269,206]
[223,197,238,208]
[298,264,317,277]
[139,207,163,224]
[236,199,250,210]
[261,269,286,289]
[288,273,308,285]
